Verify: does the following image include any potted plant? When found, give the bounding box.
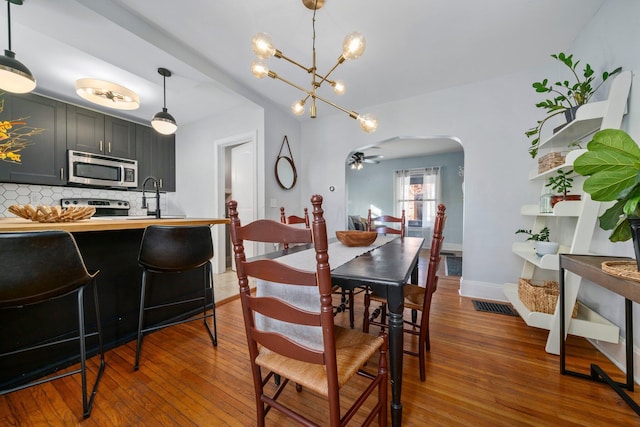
[545,169,581,207]
[515,226,559,256]
[573,129,640,268]
[525,52,621,158]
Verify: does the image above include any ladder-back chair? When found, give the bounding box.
[367,209,406,237]
[363,204,446,381]
[229,195,388,426]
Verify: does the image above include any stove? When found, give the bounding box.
[61,198,131,217]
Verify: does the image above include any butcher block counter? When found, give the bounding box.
[0,216,229,232]
[1,216,229,390]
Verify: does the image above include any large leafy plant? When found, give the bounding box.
[573,129,640,242]
[526,53,621,158]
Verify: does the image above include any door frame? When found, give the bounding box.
[213,130,259,274]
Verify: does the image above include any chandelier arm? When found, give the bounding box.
[312,93,359,120]
[269,72,314,97]
[313,57,345,89]
[275,51,314,74]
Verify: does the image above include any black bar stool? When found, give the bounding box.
[135,225,218,370]
[0,230,105,419]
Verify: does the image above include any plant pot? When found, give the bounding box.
[564,105,580,123]
[535,241,559,257]
[550,194,582,207]
[628,217,640,271]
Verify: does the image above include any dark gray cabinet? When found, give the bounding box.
[67,105,135,158]
[0,93,66,185]
[135,124,176,192]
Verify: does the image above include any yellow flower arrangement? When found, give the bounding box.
[0,95,46,164]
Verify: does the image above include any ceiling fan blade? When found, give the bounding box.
[363,159,380,164]
[364,154,384,160]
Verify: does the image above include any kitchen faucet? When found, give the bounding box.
[141,176,161,218]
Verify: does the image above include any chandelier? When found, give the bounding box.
[250,0,378,133]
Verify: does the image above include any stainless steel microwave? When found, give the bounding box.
[67,150,138,188]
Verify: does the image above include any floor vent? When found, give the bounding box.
[472,300,518,316]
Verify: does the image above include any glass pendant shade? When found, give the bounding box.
[342,32,366,60]
[151,108,177,135]
[358,113,378,133]
[252,33,276,59]
[251,60,269,79]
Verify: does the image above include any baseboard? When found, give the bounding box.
[459,278,508,302]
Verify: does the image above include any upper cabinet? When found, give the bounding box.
[67,105,136,158]
[135,124,176,192]
[0,92,67,186]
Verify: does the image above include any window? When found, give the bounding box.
[394,167,440,229]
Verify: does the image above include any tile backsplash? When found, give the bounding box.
[0,183,174,217]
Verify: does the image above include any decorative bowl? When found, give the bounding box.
[335,230,377,247]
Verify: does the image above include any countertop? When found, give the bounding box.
[0,216,229,232]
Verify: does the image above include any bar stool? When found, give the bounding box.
[0,231,105,419]
[135,225,218,370]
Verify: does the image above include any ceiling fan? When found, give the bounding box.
[348,151,383,169]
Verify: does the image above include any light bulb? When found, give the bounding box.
[357,162,363,170]
[250,60,269,79]
[358,113,378,133]
[252,33,276,59]
[342,32,366,60]
[291,101,305,116]
[333,80,346,95]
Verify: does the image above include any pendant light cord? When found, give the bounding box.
[163,74,167,109]
[6,0,12,51]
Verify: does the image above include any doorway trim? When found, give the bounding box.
[213,130,259,274]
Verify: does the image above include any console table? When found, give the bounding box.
[559,254,640,415]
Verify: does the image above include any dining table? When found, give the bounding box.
[257,235,424,427]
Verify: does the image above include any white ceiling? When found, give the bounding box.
[7,0,605,158]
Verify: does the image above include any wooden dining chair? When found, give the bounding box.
[229,195,388,426]
[367,209,406,237]
[281,206,359,328]
[363,204,446,381]
[279,206,309,249]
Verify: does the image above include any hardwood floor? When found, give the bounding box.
[2,275,639,426]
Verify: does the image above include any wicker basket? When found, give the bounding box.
[538,152,565,174]
[518,278,578,317]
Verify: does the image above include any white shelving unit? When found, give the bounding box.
[504,70,632,355]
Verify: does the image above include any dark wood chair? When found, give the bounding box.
[363,204,446,381]
[279,206,309,249]
[229,195,388,426]
[0,231,105,418]
[367,209,406,237]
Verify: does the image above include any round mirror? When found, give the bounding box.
[275,156,297,189]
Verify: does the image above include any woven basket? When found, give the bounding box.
[518,278,578,317]
[538,152,565,174]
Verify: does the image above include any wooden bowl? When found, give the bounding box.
[335,231,378,247]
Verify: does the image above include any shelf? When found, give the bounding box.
[512,241,570,270]
[536,101,607,152]
[529,149,587,180]
[503,282,619,343]
[520,201,581,217]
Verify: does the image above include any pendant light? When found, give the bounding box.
[151,67,177,135]
[0,0,36,94]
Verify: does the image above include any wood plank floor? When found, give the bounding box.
[2,275,639,426]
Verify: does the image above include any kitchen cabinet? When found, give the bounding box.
[67,105,136,158]
[0,92,66,185]
[135,124,176,191]
[503,70,632,355]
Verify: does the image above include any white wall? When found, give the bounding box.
[174,0,640,364]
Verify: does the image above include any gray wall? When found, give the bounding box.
[345,151,464,246]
